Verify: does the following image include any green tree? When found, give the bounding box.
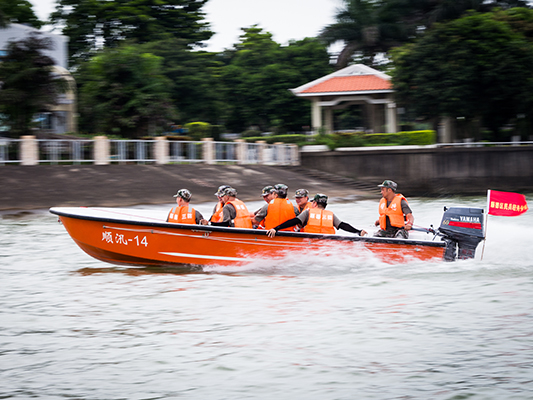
[0,32,67,136]
[0,0,42,29]
[139,38,224,125]
[50,0,213,66]
[322,0,531,69]
[220,27,332,133]
[391,9,533,139]
[76,44,176,137]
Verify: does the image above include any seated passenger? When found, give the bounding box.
[253,183,299,231]
[210,184,230,223]
[167,189,207,225]
[251,185,276,228]
[294,188,312,213]
[209,187,253,228]
[374,180,414,239]
[266,194,367,237]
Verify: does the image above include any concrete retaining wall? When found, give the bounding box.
[301,146,533,196]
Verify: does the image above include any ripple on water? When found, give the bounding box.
[1,198,533,399]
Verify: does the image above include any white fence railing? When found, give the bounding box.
[0,136,300,166]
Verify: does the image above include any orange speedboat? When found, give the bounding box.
[50,206,484,268]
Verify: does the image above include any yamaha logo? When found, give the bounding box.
[460,216,480,223]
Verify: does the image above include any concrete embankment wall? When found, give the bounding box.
[2,146,532,211]
[0,164,374,212]
[301,146,533,196]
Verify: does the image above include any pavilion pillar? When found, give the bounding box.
[386,102,398,133]
[324,108,333,134]
[311,98,322,133]
[440,117,454,143]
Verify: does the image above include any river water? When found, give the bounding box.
[1,196,532,400]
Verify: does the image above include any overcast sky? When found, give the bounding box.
[29,0,341,52]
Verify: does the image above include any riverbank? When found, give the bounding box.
[0,164,376,212]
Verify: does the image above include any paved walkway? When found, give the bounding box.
[0,164,376,211]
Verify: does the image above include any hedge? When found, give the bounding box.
[241,130,436,149]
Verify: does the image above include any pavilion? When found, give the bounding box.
[290,64,398,134]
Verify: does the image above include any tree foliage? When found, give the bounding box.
[0,32,67,136]
[321,0,531,68]
[219,26,333,133]
[50,0,213,66]
[391,9,533,139]
[138,38,224,125]
[76,44,176,137]
[0,0,42,29]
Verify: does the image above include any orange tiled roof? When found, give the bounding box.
[301,75,391,94]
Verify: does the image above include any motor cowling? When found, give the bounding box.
[438,207,485,261]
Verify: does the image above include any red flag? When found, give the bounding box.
[488,190,528,216]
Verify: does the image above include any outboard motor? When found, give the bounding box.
[438,207,485,261]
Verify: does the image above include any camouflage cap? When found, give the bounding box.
[378,180,397,191]
[274,183,288,193]
[313,193,328,205]
[261,185,275,196]
[173,188,192,202]
[215,184,230,197]
[223,187,238,197]
[295,189,309,198]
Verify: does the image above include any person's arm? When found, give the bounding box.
[253,204,269,224]
[404,213,414,231]
[210,220,231,227]
[195,210,208,226]
[338,222,367,236]
[401,199,414,230]
[266,217,300,238]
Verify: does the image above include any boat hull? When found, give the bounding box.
[50,207,446,268]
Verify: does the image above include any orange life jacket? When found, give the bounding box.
[264,198,297,231]
[378,194,408,230]
[298,202,313,213]
[211,202,224,223]
[302,208,335,234]
[226,199,253,229]
[167,205,196,224]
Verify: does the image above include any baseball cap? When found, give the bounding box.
[295,189,309,198]
[214,184,230,197]
[378,180,397,191]
[262,185,275,196]
[223,187,238,197]
[173,188,192,202]
[274,183,288,194]
[313,193,328,205]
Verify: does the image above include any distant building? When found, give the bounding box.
[0,23,77,134]
[290,64,397,134]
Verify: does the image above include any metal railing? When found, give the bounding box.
[109,140,156,164]
[169,141,203,163]
[214,141,238,163]
[37,139,94,164]
[1,137,300,166]
[0,138,21,165]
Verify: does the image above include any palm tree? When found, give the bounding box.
[319,0,399,69]
[321,0,531,69]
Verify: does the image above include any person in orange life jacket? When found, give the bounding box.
[294,188,312,213]
[167,189,208,225]
[293,188,312,231]
[209,184,230,223]
[250,185,277,228]
[374,180,414,239]
[209,187,253,228]
[253,183,299,230]
[267,194,367,238]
